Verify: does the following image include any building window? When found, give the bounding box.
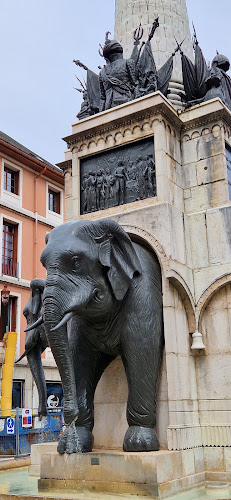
[12,381,24,409]
[2,222,18,277]
[226,144,231,200]
[48,189,60,214]
[4,166,19,195]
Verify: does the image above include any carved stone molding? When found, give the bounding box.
[121,223,169,275]
[63,93,182,152]
[168,425,231,451]
[179,99,231,134]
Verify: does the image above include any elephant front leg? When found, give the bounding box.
[44,312,79,426]
[27,344,47,418]
[45,323,81,454]
[58,330,115,454]
[121,324,164,452]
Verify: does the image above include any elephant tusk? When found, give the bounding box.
[24,316,43,333]
[50,311,75,332]
[15,346,34,363]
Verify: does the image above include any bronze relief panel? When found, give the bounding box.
[80,137,156,214]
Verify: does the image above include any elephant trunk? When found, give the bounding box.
[27,344,47,418]
[43,294,78,426]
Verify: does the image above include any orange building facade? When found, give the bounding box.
[0,132,64,410]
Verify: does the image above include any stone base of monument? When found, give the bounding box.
[37,448,208,498]
[31,442,231,498]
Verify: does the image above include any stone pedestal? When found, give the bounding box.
[36,447,231,498]
[59,93,231,458]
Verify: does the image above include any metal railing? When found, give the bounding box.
[0,407,63,457]
[2,260,19,278]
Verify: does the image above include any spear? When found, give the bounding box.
[173,37,186,56]
[148,17,159,41]
[75,75,86,91]
[73,59,88,71]
[134,23,144,46]
[192,22,198,50]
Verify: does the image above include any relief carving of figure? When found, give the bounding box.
[96,169,105,210]
[115,160,128,205]
[87,171,97,212]
[81,173,89,213]
[136,156,145,200]
[147,154,156,197]
[104,168,115,208]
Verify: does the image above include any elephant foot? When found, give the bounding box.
[123,426,159,452]
[58,424,93,454]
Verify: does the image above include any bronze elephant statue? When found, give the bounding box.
[17,279,48,418]
[27,218,164,453]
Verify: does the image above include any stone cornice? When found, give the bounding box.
[63,92,182,148]
[56,159,72,171]
[179,98,231,132]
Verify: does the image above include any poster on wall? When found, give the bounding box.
[22,408,32,428]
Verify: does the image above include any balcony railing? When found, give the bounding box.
[2,260,19,278]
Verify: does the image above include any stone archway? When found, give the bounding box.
[193,280,231,445]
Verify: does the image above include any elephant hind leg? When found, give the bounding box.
[121,317,164,452]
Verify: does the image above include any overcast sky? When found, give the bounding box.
[0,0,230,166]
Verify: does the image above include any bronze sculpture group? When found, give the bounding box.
[179,26,231,111]
[74,19,231,117]
[74,18,182,119]
[81,153,156,214]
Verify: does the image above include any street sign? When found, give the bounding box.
[22,409,32,428]
[6,417,15,434]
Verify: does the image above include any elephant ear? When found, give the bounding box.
[30,279,45,316]
[93,219,142,300]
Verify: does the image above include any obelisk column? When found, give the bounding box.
[114,0,194,107]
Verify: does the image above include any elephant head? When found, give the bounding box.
[37,218,141,426]
[17,279,48,418]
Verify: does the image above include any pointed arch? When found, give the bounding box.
[197,273,231,330]
[166,270,196,334]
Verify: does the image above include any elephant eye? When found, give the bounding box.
[71,256,81,272]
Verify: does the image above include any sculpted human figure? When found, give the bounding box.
[77,89,91,120]
[87,171,97,212]
[136,156,145,200]
[204,53,231,110]
[99,34,139,112]
[115,160,128,205]
[81,173,89,213]
[143,156,150,198]
[125,160,138,202]
[147,154,156,197]
[109,174,116,207]
[96,169,105,210]
[104,168,114,208]
[180,27,231,112]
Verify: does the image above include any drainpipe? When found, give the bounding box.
[34,167,47,278]
[1,332,17,416]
